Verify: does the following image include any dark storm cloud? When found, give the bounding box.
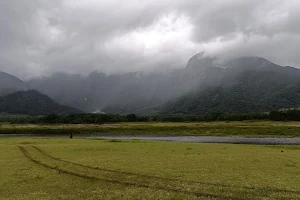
[0,0,300,79]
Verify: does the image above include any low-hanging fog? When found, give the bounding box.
[1,0,300,79]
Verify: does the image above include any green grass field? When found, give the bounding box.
[1,138,300,199]
[2,121,300,137]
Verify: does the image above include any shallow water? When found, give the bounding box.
[2,134,300,145]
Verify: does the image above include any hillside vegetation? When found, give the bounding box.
[0,90,82,116]
[162,57,300,115]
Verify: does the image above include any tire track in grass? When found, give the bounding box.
[31,145,300,196]
[19,146,245,200]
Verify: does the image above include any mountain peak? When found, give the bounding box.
[186,52,220,69]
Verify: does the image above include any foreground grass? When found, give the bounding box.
[1,138,300,199]
[2,121,300,137]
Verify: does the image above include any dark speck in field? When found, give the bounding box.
[19,142,32,145]
[108,139,122,143]
[285,164,296,168]
[88,138,105,141]
[132,139,141,141]
[34,175,43,179]
[281,150,284,153]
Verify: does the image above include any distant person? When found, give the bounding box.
[70,133,73,139]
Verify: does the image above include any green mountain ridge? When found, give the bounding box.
[162,69,300,115]
[0,90,82,116]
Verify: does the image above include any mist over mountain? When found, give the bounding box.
[0,72,27,96]
[24,53,228,114]
[27,69,210,114]
[10,54,295,115]
[2,52,300,115]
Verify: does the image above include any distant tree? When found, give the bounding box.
[127,114,137,122]
[269,111,283,121]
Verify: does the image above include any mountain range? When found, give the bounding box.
[1,53,300,115]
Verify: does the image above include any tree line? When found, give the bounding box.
[1,109,300,124]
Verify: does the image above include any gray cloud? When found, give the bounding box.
[1,0,300,79]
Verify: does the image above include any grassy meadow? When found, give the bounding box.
[1,138,300,199]
[2,121,300,137]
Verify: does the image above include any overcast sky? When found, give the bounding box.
[1,0,300,79]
